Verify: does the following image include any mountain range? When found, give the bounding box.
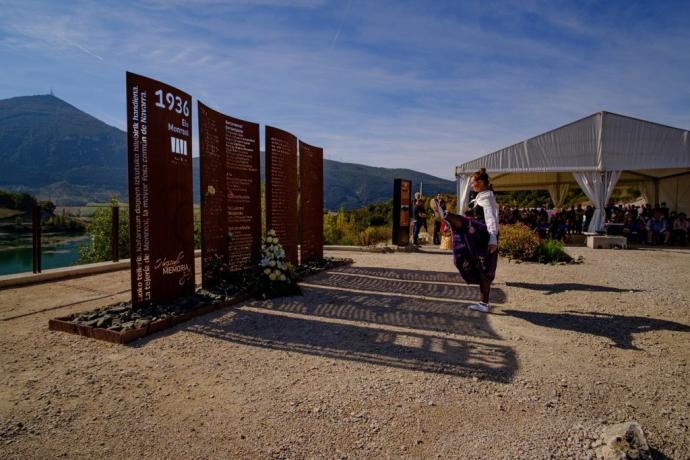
[0,95,455,209]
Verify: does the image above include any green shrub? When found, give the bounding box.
[356,225,390,246]
[535,239,572,264]
[498,224,540,261]
[78,199,129,264]
[499,224,573,263]
[324,208,358,245]
[322,195,455,246]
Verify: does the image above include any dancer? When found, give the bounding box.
[431,168,499,313]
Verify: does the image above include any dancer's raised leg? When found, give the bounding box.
[429,199,464,232]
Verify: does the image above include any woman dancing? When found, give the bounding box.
[432,168,499,313]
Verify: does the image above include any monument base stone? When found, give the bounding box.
[586,234,628,249]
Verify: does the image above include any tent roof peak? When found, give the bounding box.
[456,112,689,177]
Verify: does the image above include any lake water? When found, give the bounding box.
[0,232,90,276]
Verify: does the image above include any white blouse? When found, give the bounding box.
[472,190,499,246]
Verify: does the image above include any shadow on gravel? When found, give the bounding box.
[630,246,690,255]
[184,267,516,382]
[506,282,643,295]
[650,447,672,460]
[503,310,690,350]
[329,266,505,297]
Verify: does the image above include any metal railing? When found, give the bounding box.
[29,203,123,275]
[25,204,201,275]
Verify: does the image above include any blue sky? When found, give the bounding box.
[1,0,689,179]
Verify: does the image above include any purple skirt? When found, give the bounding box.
[452,217,498,284]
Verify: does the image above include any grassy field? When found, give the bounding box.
[0,207,25,219]
[55,202,128,219]
[54,203,202,222]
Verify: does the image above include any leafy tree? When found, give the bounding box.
[0,190,15,209]
[78,198,129,264]
[13,192,37,211]
[39,200,56,215]
[0,189,38,211]
[194,221,201,250]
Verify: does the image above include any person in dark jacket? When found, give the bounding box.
[412,195,427,245]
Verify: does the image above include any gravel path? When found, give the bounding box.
[1,246,689,459]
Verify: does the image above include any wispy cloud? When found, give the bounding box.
[58,36,104,61]
[329,0,351,51]
[0,0,688,179]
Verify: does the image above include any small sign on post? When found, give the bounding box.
[392,179,411,246]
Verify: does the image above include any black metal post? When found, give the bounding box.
[32,205,41,273]
[111,205,120,262]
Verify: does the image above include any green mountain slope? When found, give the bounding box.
[0,95,127,203]
[321,159,454,209]
[0,95,455,209]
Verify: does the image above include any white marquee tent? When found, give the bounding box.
[455,111,690,231]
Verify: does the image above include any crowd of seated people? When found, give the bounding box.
[498,204,590,241]
[605,202,688,245]
[496,202,688,246]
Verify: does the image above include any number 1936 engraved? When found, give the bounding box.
[154,89,190,116]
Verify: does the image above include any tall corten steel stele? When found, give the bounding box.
[265,126,298,265]
[299,141,324,262]
[126,72,195,307]
[198,102,261,288]
[392,179,411,246]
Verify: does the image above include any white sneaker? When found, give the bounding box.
[468,302,490,313]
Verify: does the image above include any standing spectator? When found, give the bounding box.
[660,202,669,218]
[672,213,689,246]
[575,204,585,234]
[412,196,427,245]
[512,207,521,224]
[642,203,653,220]
[548,216,557,240]
[566,206,576,235]
[584,205,594,231]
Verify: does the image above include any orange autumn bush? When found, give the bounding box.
[498,223,540,261]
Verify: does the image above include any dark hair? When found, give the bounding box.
[471,168,493,191]
[472,168,490,184]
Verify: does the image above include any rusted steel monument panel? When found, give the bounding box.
[265,126,298,265]
[392,178,411,246]
[299,141,324,262]
[198,102,261,287]
[126,72,194,307]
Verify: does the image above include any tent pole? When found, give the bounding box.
[456,175,461,214]
[654,179,660,206]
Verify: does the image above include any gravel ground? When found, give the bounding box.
[1,246,689,459]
